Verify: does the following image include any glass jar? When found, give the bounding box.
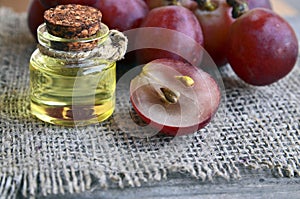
[30,23,117,126]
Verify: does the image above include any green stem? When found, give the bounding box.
[196,0,218,11]
[226,0,249,18]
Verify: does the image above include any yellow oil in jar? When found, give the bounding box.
[30,50,116,126]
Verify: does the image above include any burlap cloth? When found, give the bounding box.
[0,8,299,199]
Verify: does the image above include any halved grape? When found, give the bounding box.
[130,59,221,136]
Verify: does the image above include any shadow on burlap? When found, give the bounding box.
[0,8,299,199]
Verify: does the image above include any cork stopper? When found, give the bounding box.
[44,4,102,39]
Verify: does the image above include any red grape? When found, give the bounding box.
[194,0,234,67]
[94,0,149,31]
[227,8,298,86]
[130,58,221,136]
[137,5,204,64]
[27,0,46,40]
[194,0,272,67]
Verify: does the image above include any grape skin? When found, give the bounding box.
[227,8,298,86]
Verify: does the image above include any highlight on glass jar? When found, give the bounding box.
[29,4,127,126]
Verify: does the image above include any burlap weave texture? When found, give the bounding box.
[0,8,299,199]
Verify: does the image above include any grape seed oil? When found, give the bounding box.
[30,53,116,126]
[29,5,127,126]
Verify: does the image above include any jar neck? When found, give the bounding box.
[37,23,128,62]
[37,23,109,60]
[37,43,102,61]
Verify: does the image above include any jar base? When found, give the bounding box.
[31,101,114,127]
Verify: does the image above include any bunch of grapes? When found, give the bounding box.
[27,0,298,135]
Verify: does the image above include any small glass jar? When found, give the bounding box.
[30,23,117,126]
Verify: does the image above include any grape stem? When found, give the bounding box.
[226,0,249,18]
[196,0,218,11]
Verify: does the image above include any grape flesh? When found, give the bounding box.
[130,59,221,136]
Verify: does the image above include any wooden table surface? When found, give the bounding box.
[40,170,300,199]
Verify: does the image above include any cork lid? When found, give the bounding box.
[44,4,102,39]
